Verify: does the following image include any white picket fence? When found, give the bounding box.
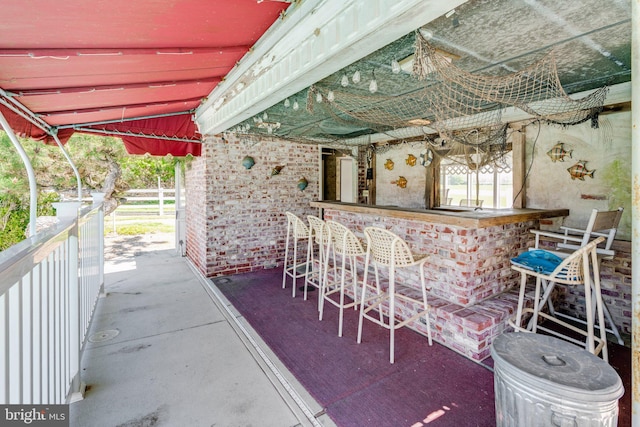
[120,187,176,216]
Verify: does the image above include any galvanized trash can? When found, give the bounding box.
[491,333,623,427]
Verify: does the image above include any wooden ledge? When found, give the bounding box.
[311,201,569,228]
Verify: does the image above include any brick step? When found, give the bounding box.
[317,259,533,361]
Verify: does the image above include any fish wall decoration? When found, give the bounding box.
[384,159,394,170]
[567,160,595,180]
[405,154,417,166]
[391,176,407,188]
[547,142,572,162]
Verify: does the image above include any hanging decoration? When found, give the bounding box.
[368,70,378,93]
[391,176,408,188]
[297,177,308,191]
[546,142,573,162]
[299,30,608,171]
[270,165,284,176]
[419,148,434,167]
[391,59,401,74]
[567,161,595,180]
[241,155,255,170]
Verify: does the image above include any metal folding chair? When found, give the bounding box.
[528,207,624,345]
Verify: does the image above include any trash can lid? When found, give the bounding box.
[491,333,624,401]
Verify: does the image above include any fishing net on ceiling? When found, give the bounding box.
[305,30,608,169]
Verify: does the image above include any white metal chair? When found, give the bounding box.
[357,227,432,363]
[529,207,624,345]
[304,215,329,307]
[282,212,310,298]
[531,207,623,257]
[509,236,609,361]
[319,220,366,337]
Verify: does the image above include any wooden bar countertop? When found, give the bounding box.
[310,201,569,228]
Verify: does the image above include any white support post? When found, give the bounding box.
[174,161,185,256]
[631,0,639,423]
[0,110,38,236]
[158,176,164,216]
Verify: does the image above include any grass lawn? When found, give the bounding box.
[445,184,513,208]
[105,204,175,235]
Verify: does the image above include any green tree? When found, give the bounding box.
[0,131,183,248]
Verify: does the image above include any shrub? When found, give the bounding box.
[0,192,60,251]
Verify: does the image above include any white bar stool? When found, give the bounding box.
[357,226,432,363]
[319,220,366,337]
[509,236,609,361]
[282,212,309,298]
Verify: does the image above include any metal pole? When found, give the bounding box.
[0,110,37,236]
[51,131,83,202]
[631,0,639,424]
[158,176,164,216]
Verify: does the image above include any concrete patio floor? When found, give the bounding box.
[70,233,334,427]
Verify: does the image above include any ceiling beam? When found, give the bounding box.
[55,110,196,130]
[73,127,201,143]
[39,97,202,116]
[9,77,222,97]
[195,0,469,135]
[522,0,628,69]
[0,46,250,58]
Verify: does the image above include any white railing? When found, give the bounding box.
[0,195,105,404]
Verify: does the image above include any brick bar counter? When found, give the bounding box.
[311,201,568,361]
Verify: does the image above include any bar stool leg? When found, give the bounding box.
[349,255,358,309]
[357,250,371,344]
[291,237,299,298]
[304,230,314,301]
[319,237,332,321]
[389,263,396,364]
[315,236,325,312]
[282,223,291,290]
[337,250,347,337]
[373,264,383,322]
[582,255,596,355]
[513,272,527,331]
[304,227,323,304]
[591,252,608,361]
[530,277,543,333]
[420,269,432,346]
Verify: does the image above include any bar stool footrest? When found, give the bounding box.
[508,308,606,357]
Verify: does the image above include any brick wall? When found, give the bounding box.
[185,150,208,274]
[185,134,319,277]
[323,209,533,307]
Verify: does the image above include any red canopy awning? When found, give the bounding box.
[0,0,291,156]
[89,114,203,157]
